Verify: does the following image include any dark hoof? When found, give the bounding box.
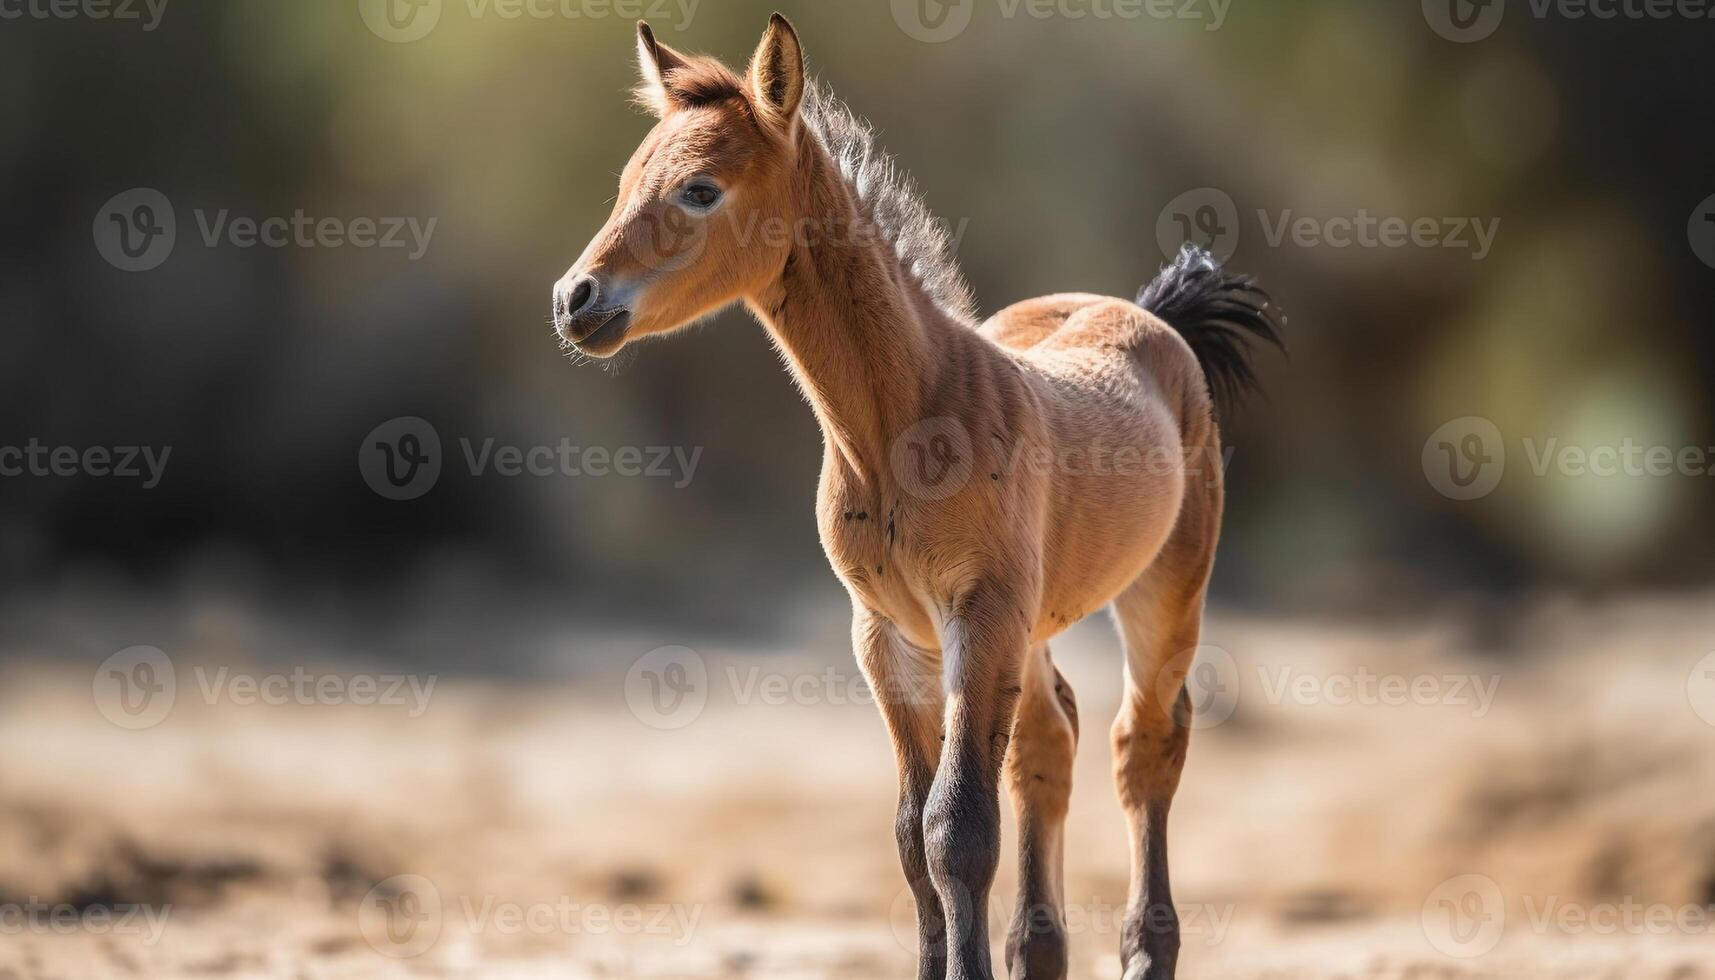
[1005,918,1067,979]
[1120,943,1180,980]
[1122,956,1176,980]
[1121,909,1179,980]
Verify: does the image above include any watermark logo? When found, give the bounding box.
[1423,416,1505,501]
[93,645,177,730]
[892,0,975,42]
[627,657,943,718]
[888,417,1226,503]
[1152,652,1501,730]
[627,198,710,273]
[1428,0,1715,42]
[361,0,702,43]
[888,882,1233,954]
[893,0,1228,41]
[1689,651,1715,728]
[94,188,176,272]
[1423,0,1506,41]
[359,418,703,500]
[96,192,435,270]
[1423,874,1506,958]
[360,417,443,501]
[1159,191,1499,263]
[359,0,442,41]
[889,878,979,952]
[890,417,976,501]
[625,645,708,730]
[1157,644,1240,730]
[1157,187,1241,263]
[360,875,443,958]
[609,648,1497,727]
[1426,420,1715,500]
[360,875,701,955]
[93,649,438,730]
[1690,193,1715,270]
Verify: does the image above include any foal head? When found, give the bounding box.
[552,15,808,358]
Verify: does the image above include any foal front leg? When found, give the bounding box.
[926,585,1031,980]
[855,609,949,980]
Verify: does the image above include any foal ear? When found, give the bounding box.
[634,21,689,116]
[748,13,805,136]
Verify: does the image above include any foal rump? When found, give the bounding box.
[1137,243,1286,420]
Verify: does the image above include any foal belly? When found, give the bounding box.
[1034,466,1183,641]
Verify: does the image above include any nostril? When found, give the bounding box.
[566,278,596,318]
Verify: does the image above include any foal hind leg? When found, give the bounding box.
[1110,473,1220,980]
[1004,642,1079,980]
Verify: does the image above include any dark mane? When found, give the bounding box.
[798,80,976,322]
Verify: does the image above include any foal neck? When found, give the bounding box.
[745,135,962,489]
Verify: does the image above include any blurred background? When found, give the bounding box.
[2,1,1713,977]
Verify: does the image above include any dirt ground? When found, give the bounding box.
[3,594,1714,978]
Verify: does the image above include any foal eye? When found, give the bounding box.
[680,182,722,210]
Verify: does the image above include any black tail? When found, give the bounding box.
[1137,244,1286,421]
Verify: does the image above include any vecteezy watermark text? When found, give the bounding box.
[1423,873,1715,959]
[1424,417,1715,501]
[93,646,438,730]
[0,900,171,945]
[1165,647,1502,731]
[359,0,703,43]
[0,0,168,29]
[1156,188,1501,263]
[94,188,436,273]
[461,438,701,487]
[192,210,436,260]
[886,885,1236,955]
[1257,665,1501,717]
[616,202,973,276]
[359,417,702,501]
[358,875,702,958]
[0,440,171,488]
[622,644,1501,732]
[1425,0,1715,43]
[885,416,1233,503]
[890,0,1230,44]
[1257,209,1499,260]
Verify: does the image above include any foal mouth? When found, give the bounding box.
[561,307,632,353]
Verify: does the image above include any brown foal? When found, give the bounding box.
[552,16,1283,980]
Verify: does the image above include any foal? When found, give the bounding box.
[552,16,1283,980]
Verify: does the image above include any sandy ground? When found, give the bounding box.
[2,594,1714,978]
